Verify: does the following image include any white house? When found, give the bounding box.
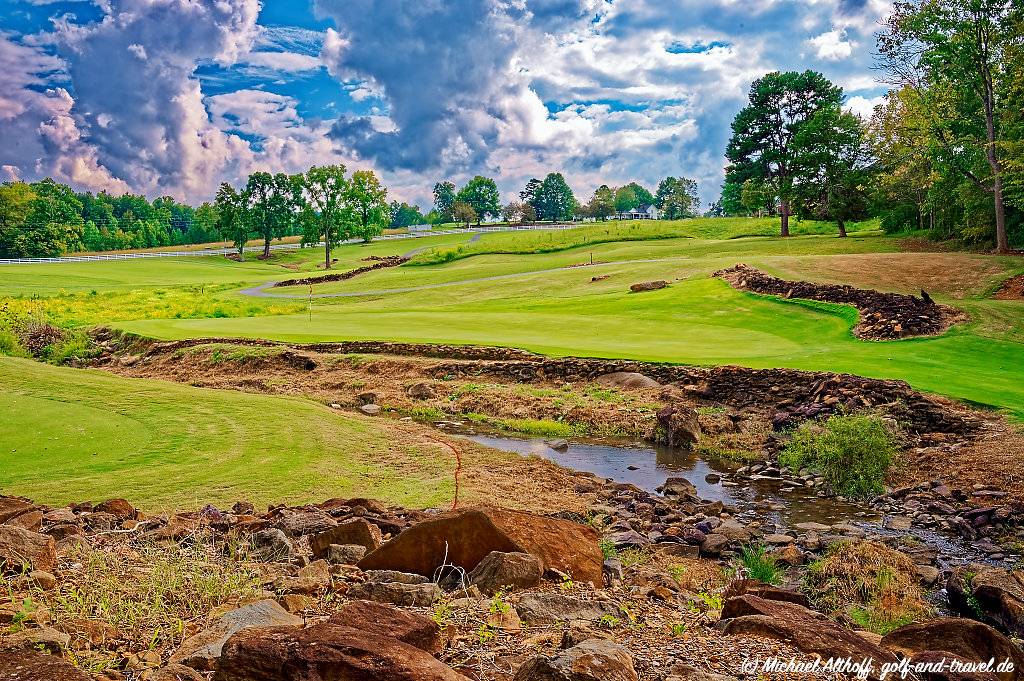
[615,204,659,220]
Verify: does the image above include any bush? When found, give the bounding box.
[779,413,899,498]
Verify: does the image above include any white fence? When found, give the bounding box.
[0,223,580,265]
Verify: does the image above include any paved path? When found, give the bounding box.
[240,257,674,300]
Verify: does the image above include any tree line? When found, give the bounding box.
[717,0,1022,252]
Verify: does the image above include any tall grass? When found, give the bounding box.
[738,544,783,585]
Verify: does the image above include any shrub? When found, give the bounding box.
[738,544,782,585]
[804,540,930,635]
[779,412,899,498]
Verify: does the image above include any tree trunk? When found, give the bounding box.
[324,235,331,270]
[780,200,790,237]
[837,219,847,238]
[263,235,271,260]
[990,151,1010,253]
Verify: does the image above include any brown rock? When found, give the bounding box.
[718,595,897,677]
[93,498,137,520]
[169,600,303,671]
[278,594,316,614]
[630,280,668,292]
[0,497,36,525]
[275,510,337,537]
[358,507,603,585]
[948,566,1024,636]
[310,518,382,557]
[515,592,619,624]
[212,623,467,681]
[151,664,206,681]
[513,639,638,681]
[0,525,58,573]
[906,651,1000,681]
[468,551,543,595]
[345,581,441,607]
[882,618,1024,681]
[721,579,809,607]
[407,382,437,399]
[0,649,91,681]
[770,543,806,566]
[328,600,444,654]
[655,405,701,448]
[594,372,660,389]
[6,510,43,532]
[2,626,71,653]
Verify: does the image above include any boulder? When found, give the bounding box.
[881,618,1024,681]
[275,510,336,537]
[947,566,1024,636]
[249,528,292,562]
[2,626,71,653]
[93,498,137,520]
[345,581,442,607]
[407,383,437,400]
[0,649,91,681]
[721,579,809,607]
[515,592,619,624]
[169,600,303,671]
[629,280,668,292]
[364,570,430,585]
[594,372,660,389]
[718,595,897,676]
[905,650,1001,681]
[328,600,444,655]
[468,551,542,594]
[655,405,701,449]
[310,518,382,557]
[359,404,382,415]
[213,623,468,681]
[0,497,37,525]
[699,534,731,557]
[0,525,57,573]
[358,507,603,585]
[6,510,43,532]
[326,543,367,565]
[513,639,638,681]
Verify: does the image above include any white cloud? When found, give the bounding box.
[808,29,855,61]
[846,94,885,119]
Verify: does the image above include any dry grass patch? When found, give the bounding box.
[804,540,931,635]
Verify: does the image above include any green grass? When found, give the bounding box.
[738,544,783,585]
[0,356,486,510]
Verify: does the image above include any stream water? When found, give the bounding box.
[430,420,1008,567]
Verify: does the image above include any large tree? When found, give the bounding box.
[456,176,500,224]
[587,185,616,221]
[432,181,456,223]
[878,0,1023,253]
[245,172,294,259]
[534,173,577,221]
[298,165,353,270]
[215,182,249,260]
[793,105,876,237]
[346,169,389,242]
[725,70,843,236]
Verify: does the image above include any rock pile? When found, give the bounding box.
[713,263,961,340]
[271,255,409,288]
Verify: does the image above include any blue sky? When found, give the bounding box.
[0,0,891,209]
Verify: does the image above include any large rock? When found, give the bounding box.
[948,566,1024,636]
[468,551,543,595]
[0,497,37,525]
[718,595,897,677]
[345,581,442,607]
[629,280,668,292]
[213,623,467,681]
[93,498,137,520]
[328,600,444,655]
[358,507,603,585]
[655,405,701,448]
[0,649,91,681]
[594,372,660,389]
[0,525,57,573]
[169,600,303,671]
[513,639,638,681]
[275,510,337,537]
[882,618,1024,681]
[721,579,809,607]
[515,592,619,624]
[310,518,382,557]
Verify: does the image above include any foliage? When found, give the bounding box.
[215,183,248,259]
[804,540,930,635]
[452,201,477,227]
[737,544,782,585]
[346,169,389,242]
[656,176,700,219]
[531,173,577,221]
[455,176,500,223]
[389,201,426,228]
[432,181,457,223]
[779,412,900,498]
[296,164,354,269]
[583,185,616,220]
[725,70,844,236]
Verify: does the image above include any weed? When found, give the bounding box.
[599,539,618,560]
[598,614,620,628]
[779,412,900,498]
[432,598,454,627]
[618,547,652,568]
[667,564,686,582]
[738,544,783,585]
[668,621,687,637]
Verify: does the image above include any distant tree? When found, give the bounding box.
[432,181,456,223]
[346,169,389,242]
[215,182,249,260]
[452,201,477,227]
[656,176,700,219]
[726,70,843,236]
[456,176,500,224]
[519,178,542,216]
[502,201,524,223]
[587,185,616,221]
[625,182,655,208]
[613,186,638,213]
[0,182,37,257]
[534,173,577,221]
[189,202,220,244]
[298,164,354,269]
[719,180,744,216]
[389,201,425,228]
[244,172,294,259]
[8,179,85,257]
